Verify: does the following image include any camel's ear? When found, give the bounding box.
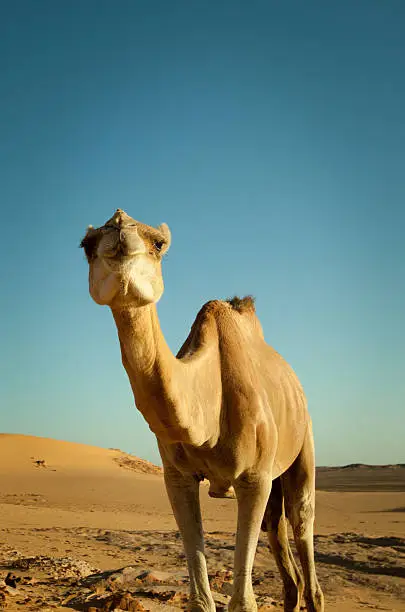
[156,223,171,255]
[80,226,100,262]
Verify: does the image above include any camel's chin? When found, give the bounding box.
[126,276,162,306]
[93,274,160,307]
[90,270,122,305]
[124,257,163,305]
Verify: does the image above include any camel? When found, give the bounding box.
[80,209,324,612]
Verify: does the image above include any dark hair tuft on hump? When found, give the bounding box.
[227,296,256,313]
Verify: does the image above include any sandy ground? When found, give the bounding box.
[0,434,404,611]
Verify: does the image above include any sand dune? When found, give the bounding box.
[0,434,404,610]
[0,433,161,475]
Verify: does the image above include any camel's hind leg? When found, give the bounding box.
[230,472,272,612]
[282,424,324,612]
[262,477,303,611]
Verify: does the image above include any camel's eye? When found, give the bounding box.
[154,240,164,253]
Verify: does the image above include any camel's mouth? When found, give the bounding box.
[101,251,146,276]
[98,227,147,263]
[102,246,145,261]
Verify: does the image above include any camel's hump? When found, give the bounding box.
[227,295,256,314]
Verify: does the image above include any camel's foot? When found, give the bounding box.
[228,593,257,612]
[187,595,216,612]
[304,585,324,612]
[208,483,236,499]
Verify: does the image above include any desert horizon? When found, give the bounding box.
[1,433,404,611]
[1,430,405,475]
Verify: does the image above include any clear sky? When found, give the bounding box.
[1,1,404,466]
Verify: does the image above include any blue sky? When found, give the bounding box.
[1,0,404,466]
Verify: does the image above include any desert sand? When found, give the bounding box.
[0,434,404,611]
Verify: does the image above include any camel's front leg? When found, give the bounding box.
[163,464,215,612]
[230,472,272,612]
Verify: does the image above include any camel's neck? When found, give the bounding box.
[111,304,220,446]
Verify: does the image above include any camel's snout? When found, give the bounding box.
[106,208,134,229]
[118,228,144,257]
[101,224,145,259]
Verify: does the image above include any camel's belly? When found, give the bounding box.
[160,412,308,486]
[271,405,309,478]
[159,374,309,485]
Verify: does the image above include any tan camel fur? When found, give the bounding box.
[81,209,324,612]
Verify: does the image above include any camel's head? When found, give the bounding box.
[80,209,171,307]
